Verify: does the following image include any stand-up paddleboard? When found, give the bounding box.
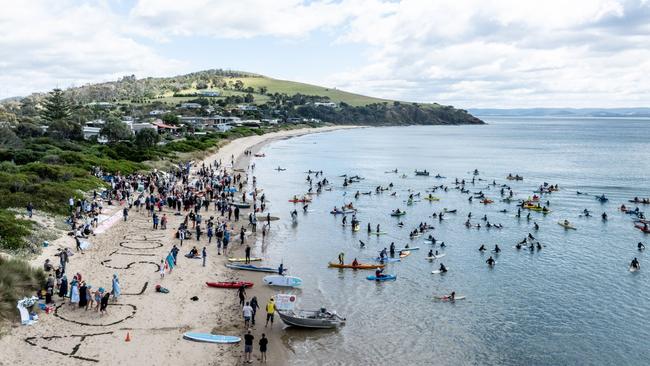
[183,333,241,344]
[263,275,303,287]
[396,247,420,252]
[371,231,387,235]
[431,269,448,274]
[425,254,446,260]
[629,266,640,272]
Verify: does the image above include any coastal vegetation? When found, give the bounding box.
[0,256,45,323]
[0,70,481,318]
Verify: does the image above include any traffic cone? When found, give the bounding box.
[125,332,131,342]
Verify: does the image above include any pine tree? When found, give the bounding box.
[41,88,71,122]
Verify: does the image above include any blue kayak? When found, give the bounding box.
[225,264,279,273]
[367,274,397,281]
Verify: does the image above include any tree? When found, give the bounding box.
[162,113,180,125]
[15,122,43,138]
[233,80,244,91]
[0,127,22,148]
[41,88,71,122]
[135,128,160,149]
[48,119,82,140]
[100,119,132,143]
[258,86,268,95]
[244,93,255,103]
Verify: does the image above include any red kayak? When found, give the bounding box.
[206,281,254,288]
[635,225,650,233]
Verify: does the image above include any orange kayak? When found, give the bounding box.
[328,262,385,270]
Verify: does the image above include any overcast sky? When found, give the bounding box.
[1,0,650,108]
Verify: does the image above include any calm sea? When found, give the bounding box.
[251,117,650,366]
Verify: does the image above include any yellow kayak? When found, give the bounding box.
[227,257,262,262]
[557,221,576,230]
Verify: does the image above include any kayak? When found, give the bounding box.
[374,257,400,263]
[331,209,356,215]
[390,212,406,217]
[434,295,466,301]
[635,225,650,233]
[366,274,397,281]
[425,254,446,260]
[558,221,577,230]
[480,199,494,204]
[399,251,411,258]
[227,257,262,262]
[230,202,251,209]
[424,196,440,201]
[629,266,640,272]
[206,281,254,288]
[328,262,385,269]
[225,264,279,273]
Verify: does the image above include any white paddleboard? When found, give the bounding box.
[431,269,448,274]
[629,266,640,272]
[263,275,303,287]
[425,254,446,260]
[183,332,241,344]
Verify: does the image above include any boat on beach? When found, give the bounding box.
[277,308,346,329]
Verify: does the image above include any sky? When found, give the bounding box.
[1,0,650,108]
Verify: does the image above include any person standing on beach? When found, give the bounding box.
[152,213,159,229]
[161,213,167,230]
[160,260,165,278]
[240,227,246,245]
[123,207,129,221]
[250,296,259,326]
[265,298,275,327]
[223,229,230,255]
[238,285,246,307]
[259,333,268,363]
[202,247,207,267]
[243,330,254,363]
[245,245,251,264]
[243,302,253,328]
[111,274,121,301]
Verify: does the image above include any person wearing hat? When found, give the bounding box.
[265,298,275,327]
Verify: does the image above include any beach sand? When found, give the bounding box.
[0,125,356,366]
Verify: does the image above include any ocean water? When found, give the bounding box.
[251,118,650,366]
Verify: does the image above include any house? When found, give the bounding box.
[149,109,167,116]
[199,90,220,97]
[82,126,107,143]
[152,120,179,133]
[261,118,279,125]
[240,119,262,128]
[237,104,258,111]
[314,102,337,108]
[131,123,157,133]
[180,102,202,109]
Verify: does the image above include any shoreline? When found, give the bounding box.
[0,125,358,366]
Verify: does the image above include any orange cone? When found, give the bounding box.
[125,332,131,342]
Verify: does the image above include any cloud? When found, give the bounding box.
[324,0,650,107]
[0,0,185,97]
[2,0,650,107]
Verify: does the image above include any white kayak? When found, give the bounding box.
[263,275,303,287]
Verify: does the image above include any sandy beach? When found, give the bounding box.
[0,125,356,366]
